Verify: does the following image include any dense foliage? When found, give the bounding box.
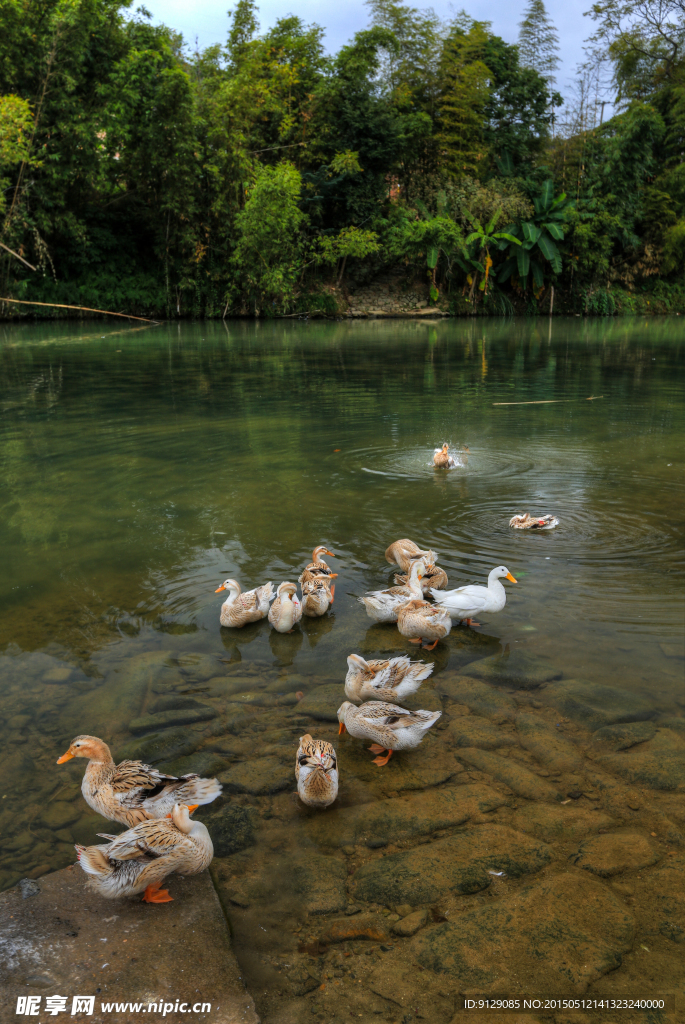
[0,0,682,317]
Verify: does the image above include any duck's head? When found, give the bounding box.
[313,545,335,561]
[167,802,200,833]
[277,581,298,599]
[57,734,111,764]
[346,653,369,675]
[337,701,354,733]
[215,578,240,594]
[441,443,449,453]
[491,565,517,583]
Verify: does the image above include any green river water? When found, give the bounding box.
[0,317,683,1022]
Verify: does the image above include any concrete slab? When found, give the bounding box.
[0,866,259,1024]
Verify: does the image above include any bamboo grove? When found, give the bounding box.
[1,0,684,318]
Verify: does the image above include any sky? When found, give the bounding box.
[143,0,594,100]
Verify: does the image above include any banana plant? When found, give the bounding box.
[455,210,520,301]
[497,180,574,292]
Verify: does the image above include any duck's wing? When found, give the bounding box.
[430,585,487,612]
[104,818,187,861]
[109,761,179,810]
[356,702,420,731]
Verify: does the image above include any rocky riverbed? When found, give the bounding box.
[0,636,683,1023]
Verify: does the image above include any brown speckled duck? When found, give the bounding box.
[337,701,441,766]
[75,803,212,903]
[57,735,221,827]
[295,734,338,808]
[215,578,273,628]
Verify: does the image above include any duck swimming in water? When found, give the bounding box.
[509,513,559,530]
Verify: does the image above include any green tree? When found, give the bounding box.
[231,162,305,313]
[518,0,560,88]
[498,180,573,290]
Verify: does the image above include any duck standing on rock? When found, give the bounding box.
[76,803,212,903]
[430,565,517,626]
[268,581,303,632]
[337,701,441,766]
[295,734,338,807]
[57,735,221,827]
[396,595,452,650]
[345,653,433,704]
[215,578,274,627]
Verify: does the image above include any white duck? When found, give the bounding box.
[359,559,425,623]
[215,579,273,628]
[268,581,302,632]
[430,565,517,626]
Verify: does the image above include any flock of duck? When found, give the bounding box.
[58,443,558,904]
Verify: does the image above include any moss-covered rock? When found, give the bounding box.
[571,832,660,876]
[350,824,551,905]
[464,652,562,690]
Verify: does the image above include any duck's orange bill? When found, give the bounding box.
[506,572,517,583]
[57,751,74,764]
[215,585,226,592]
[338,722,346,735]
[326,551,336,557]
[186,804,199,813]
[329,573,339,579]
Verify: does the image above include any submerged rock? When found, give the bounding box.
[116,727,199,764]
[295,683,343,722]
[516,713,584,773]
[129,706,217,734]
[594,728,685,791]
[350,824,551,905]
[41,802,81,830]
[392,908,429,936]
[571,832,660,876]
[319,913,391,943]
[437,675,516,722]
[538,679,654,731]
[196,804,255,857]
[444,717,518,750]
[307,783,508,848]
[591,721,657,751]
[149,695,210,714]
[411,871,635,994]
[219,755,292,795]
[464,652,562,690]
[512,803,616,842]
[159,751,229,777]
[457,747,563,802]
[639,853,685,944]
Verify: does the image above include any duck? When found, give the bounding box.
[301,576,335,617]
[215,579,273,628]
[384,539,435,572]
[359,559,425,623]
[295,734,338,808]
[345,653,433,704]
[430,565,517,626]
[396,597,452,650]
[394,560,448,592]
[433,443,458,467]
[75,803,212,903]
[56,735,221,827]
[510,513,559,530]
[337,700,442,766]
[268,581,303,632]
[299,546,338,586]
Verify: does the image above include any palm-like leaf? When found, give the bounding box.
[516,247,530,278]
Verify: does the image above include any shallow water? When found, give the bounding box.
[1,317,684,1020]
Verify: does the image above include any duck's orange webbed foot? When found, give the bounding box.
[465,619,481,627]
[422,639,439,650]
[372,749,393,767]
[408,638,422,644]
[368,743,386,755]
[142,884,173,904]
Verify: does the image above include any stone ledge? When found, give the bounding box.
[0,865,259,1023]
